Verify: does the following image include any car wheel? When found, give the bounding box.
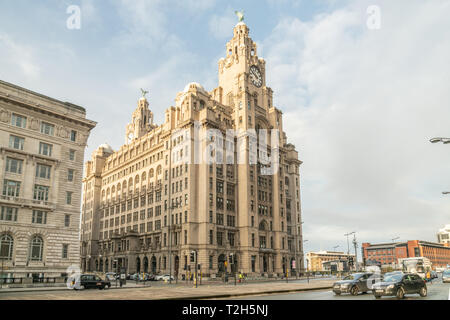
[374,295,381,299]
[419,287,427,297]
[350,286,359,296]
[334,292,341,296]
[396,287,405,299]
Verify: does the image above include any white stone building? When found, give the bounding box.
[0,80,96,281]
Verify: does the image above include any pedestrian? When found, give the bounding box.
[426,271,431,284]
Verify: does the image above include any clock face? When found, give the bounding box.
[128,132,134,143]
[249,65,263,88]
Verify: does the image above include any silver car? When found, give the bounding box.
[443,270,450,283]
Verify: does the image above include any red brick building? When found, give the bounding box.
[362,240,450,269]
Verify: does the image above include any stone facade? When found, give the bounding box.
[81,21,304,277]
[0,80,96,279]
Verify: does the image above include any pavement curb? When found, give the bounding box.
[159,285,334,300]
[0,284,334,298]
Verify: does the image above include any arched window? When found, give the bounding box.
[149,168,154,178]
[259,221,266,231]
[157,165,162,175]
[0,234,13,260]
[29,236,43,261]
[142,172,146,181]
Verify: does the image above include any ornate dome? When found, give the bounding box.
[183,82,206,93]
[99,143,114,154]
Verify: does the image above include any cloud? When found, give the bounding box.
[209,10,236,39]
[0,33,40,78]
[263,0,450,252]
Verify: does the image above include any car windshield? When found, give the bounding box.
[383,274,403,282]
[343,273,363,280]
[443,271,450,276]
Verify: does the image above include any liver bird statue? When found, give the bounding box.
[235,10,244,22]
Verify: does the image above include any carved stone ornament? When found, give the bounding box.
[29,117,39,130]
[0,107,11,123]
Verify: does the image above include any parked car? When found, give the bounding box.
[431,271,438,279]
[442,270,450,283]
[69,274,111,290]
[332,272,380,296]
[105,272,118,281]
[372,272,427,299]
[156,274,175,281]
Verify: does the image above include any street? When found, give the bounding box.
[233,277,450,300]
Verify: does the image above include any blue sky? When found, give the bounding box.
[1,0,450,258]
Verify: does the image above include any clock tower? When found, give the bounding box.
[125,95,154,144]
[218,19,274,130]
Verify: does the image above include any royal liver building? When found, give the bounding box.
[81,18,304,278]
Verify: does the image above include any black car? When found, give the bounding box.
[73,274,111,290]
[372,272,427,299]
[333,272,380,296]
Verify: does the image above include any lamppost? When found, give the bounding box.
[344,232,355,255]
[113,259,118,287]
[168,199,179,285]
[0,257,5,289]
[429,137,450,144]
[352,234,358,271]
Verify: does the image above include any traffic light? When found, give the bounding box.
[348,256,354,266]
[190,251,195,262]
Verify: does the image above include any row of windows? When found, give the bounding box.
[6,157,76,181]
[2,180,73,204]
[0,206,71,226]
[10,113,77,141]
[0,234,69,260]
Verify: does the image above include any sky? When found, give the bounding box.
[1,0,450,259]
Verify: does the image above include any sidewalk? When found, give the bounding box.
[0,279,336,300]
[0,276,335,293]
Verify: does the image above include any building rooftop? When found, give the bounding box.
[0,79,86,113]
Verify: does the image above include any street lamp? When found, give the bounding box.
[168,199,179,285]
[430,137,450,144]
[344,232,355,255]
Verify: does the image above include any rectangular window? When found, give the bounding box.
[66,192,73,205]
[32,210,47,224]
[3,180,21,197]
[69,149,75,161]
[227,232,235,246]
[0,206,18,221]
[209,230,214,245]
[216,213,224,226]
[62,244,69,259]
[67,169,74,182]
[5,157,23,174]
[36,164,51,179]
[34,185,49,201]
[11,113,27,128]
[40,122,54,136]
[9,135,24,150]
[65,214,70,227]
[216,232,223,246]
[39,142,53,157]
